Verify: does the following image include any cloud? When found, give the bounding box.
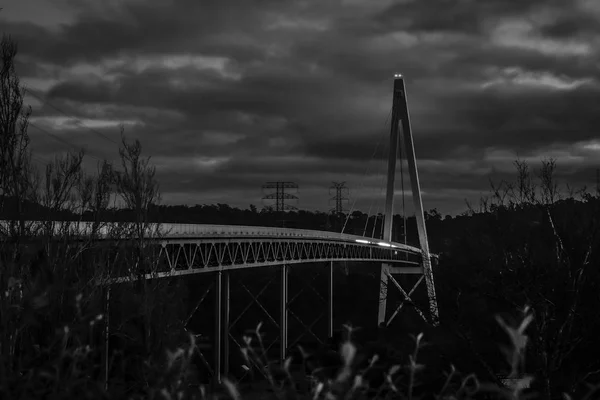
[2,0,599,216]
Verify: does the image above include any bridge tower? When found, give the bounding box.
[378,74,440,327]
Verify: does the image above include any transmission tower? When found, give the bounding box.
[262,181,299,212]
[329,181,349,214]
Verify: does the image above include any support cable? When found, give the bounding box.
[342,107,392,235]
[373,149,389,239]
[362,199,375,236]
[379,129,389,241]
[377,149,389,240]
[371,203,380,239]
[368,144,389,240]
[379,206,385,239]
[362,127,389,236]
[400,135,407,245]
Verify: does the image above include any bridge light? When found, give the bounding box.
[355,239,370,244]
[377,242,392,247]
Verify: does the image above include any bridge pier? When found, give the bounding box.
[328,261,334,338]
[215,270,231,383]
[280,264,288,363]
[103,286,111,391]
[223,272,230,377]
[378,263,389,326]
[379,265,429,327]
[215,271,222,383]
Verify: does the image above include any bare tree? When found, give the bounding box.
[114,127,160,255]
[77,159,114,237]
[112,127,165,363]
[0,35,36,239]
[537,158,559,206]
[0,29,188,397]
[512,159,536,206]
[34,151,84,238]
[473,160,600,397]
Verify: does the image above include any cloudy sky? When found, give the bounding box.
[2,0,600,216]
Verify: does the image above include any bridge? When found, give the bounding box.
[3,75,440,385]
[2,221,427,277]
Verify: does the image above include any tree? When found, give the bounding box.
[110,128,173,386]
[114,127,161,256]
[425,208,442,222]
[0,28,190,398]
[36,151,84,237]
[440,159,600,399]
[0,34,35,238]
[77,159,115,236]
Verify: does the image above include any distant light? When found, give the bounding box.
[377,242,392,247]
[355,239,371,244]
[394,73,403,78]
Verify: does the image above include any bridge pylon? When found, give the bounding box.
[378,74,440,328]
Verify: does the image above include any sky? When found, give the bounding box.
[1,0,600,216]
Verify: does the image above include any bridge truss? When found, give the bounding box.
[97,226,430,384]
[109,226,424,282]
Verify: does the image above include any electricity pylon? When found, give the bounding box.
[329,181,349,214]
[262,181,299,212]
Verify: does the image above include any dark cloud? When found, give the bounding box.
[436,85,600,145]
[47,79,116,104]
[5,0,295,65]
[2,0,599,216]
[373,0,571,35]
[537,9,600,39]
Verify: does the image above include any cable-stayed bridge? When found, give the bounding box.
[10,75,439,385]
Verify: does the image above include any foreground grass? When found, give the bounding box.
[2,287,599,400]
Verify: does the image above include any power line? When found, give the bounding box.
[31,154,48,166]
[23,87,158,170]
[24,87,120,145]
[28,121,106,162]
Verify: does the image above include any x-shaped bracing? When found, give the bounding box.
[228,276,280,382]
[384,270,427,326]
[286,268,327,350]
[184,282,215,377]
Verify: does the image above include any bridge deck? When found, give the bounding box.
[0,221,419,251]
[159,223,420,251]
[0,220,427,280]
